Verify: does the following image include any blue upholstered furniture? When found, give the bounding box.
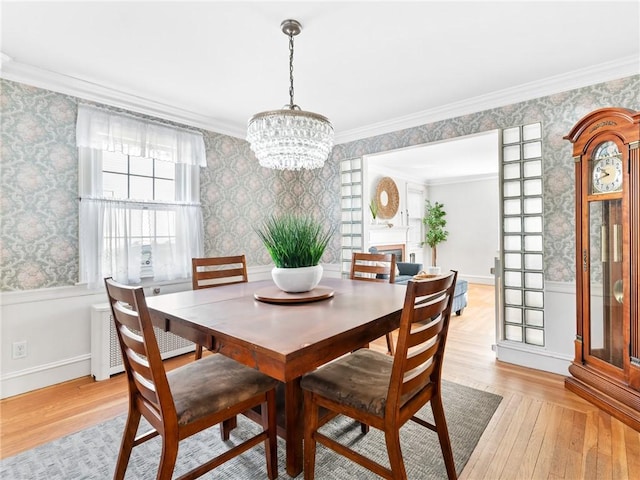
[394,262,423,284]
[452,279,468,316]
[368,246,467,315]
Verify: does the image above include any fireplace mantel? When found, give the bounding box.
[369,224,409,248]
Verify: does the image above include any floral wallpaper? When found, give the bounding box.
[1,75,639,290]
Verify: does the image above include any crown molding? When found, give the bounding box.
[0,54,246,138]
[334,56,640,145]
[1,53,637,145]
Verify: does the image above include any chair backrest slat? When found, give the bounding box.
[192,255,248,290]
[350,252,396,283]
[401,361,437,397]
[406,318,445,349]
[404,339,439,373]
[411,296,449,324]
[387,272,457,415]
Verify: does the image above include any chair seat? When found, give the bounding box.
[169,354,278,426]
[301,348,392,417]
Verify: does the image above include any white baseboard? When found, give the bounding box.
[0,354,91,399]
[495,341,572,377]
[460,274,494,285]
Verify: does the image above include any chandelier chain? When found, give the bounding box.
[288,32,295,109]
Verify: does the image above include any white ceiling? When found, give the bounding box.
[368,130,500,183]
[1,1,638,147]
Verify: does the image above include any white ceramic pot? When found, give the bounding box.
[271,265,323,293]
[427,266,442,275]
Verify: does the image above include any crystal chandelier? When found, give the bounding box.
[247,19,334,171]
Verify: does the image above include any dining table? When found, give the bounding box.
[145,276,408,477]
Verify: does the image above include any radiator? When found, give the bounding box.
[91,303,195,381]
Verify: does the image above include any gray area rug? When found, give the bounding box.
[1,380,501,479]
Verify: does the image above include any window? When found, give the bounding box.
[501,122,545,346]
[340,158,363,275]
[76,104,205,288]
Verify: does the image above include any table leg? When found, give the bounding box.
[284,378,303,477]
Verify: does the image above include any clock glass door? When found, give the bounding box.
[587,140,624,370]
[588,199,624,368]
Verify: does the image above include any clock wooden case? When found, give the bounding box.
[564,107,640,430]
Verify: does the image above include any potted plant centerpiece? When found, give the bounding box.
[422,200,448,275]
[255,214,334,293]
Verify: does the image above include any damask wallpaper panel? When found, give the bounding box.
[1,75,639,290]
[1,81,79,290]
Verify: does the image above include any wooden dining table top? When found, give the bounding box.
[145,276,408,476]
[145,277,408,382]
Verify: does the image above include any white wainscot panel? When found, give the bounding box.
[496,281,576,377]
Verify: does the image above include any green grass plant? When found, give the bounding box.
[255,214,334,268]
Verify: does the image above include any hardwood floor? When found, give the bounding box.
[1,283,639,479]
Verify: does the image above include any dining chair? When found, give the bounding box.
[191,255,248,360]
[301,271,458,480]
[350,251,397,355]
[104,277,278,480]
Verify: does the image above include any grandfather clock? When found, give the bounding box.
[564,107,640,430]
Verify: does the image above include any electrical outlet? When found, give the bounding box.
[12,341,27,359]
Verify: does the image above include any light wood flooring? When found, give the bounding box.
[1,283,639,479]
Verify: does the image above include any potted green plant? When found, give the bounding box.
[255,214,334,292]
[369,199,378,223]
[422,200,448,274]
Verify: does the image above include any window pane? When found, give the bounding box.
[155,179,175,201]
[505,253,522,269]
[523,179,542,196]
[130,156,153,176]
[504,235,521,251]
[525,272,544,289]
[504,199,521,215]
[525,309,544,327]
[504,145,521,162]
[525,328,544,346]
[155,159,175,179]
[524,253,543,270]
[505,307,523,324]
[524,216,542,233]
[504,271,522,287]
[505,289,522,306]
[503,163,520,179]
[504,181,521,197]
[524,235,543,252]
[103,172,128,198]
[503,127,520,144]
[102,151,128,173]
[525,291,544,308]
[130,176,153,200]
[523,141,542,159]
[504,217,521,233]
[523,160,542,177]
[524,197,543,214]
[523,123,541,141]
[505,325,523,342]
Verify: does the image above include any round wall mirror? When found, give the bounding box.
[375,177,399,219]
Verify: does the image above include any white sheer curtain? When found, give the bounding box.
[77,105,205,288]
[76,104,206,166]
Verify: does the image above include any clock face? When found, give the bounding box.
[591,142,623,194]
